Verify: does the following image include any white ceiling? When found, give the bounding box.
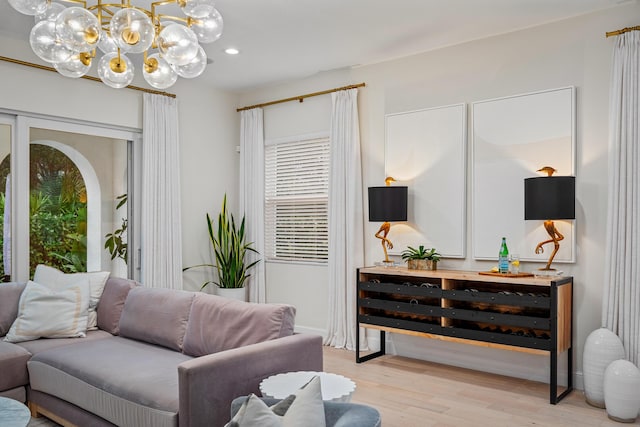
[0,0,626,91]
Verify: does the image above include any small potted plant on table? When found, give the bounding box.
[401,245,441,271]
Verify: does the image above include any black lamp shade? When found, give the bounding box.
[368,186,408,222]
[524,176,575,220]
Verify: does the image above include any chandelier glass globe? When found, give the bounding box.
[56,7,100,52]
[97,32,118,54]
[8,0,48,16]
[158,24,200,66]
[174,45,207,78]
[110,8,155,54]
[29,20,74,63]
[98,52,134,89]
[190,9,223,43]
[54,53,91,78]
[143,53,178,89]
[8,0,222,90]
[34,2,66,23]
[180,0,216,19]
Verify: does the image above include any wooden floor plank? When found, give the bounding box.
[323,346,634,427]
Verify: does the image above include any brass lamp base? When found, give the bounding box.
[375,221,394,264]
[535,220,564,271]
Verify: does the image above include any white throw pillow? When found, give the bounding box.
[226,395,281,427]
[4,280,90,343]
[34,264,110,330]
[226,375,326,427]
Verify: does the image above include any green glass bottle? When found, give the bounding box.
[499,237,509,274]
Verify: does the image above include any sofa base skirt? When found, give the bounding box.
[28,388,117,427]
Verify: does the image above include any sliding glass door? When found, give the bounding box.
[0,113,140,282]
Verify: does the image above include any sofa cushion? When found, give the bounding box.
[119,287,195,351]
[34,265,110,331]
[4,280,90,343]
[28,336,193,427]
[182,293,296,357]
[0,282,26,337]
[97,277,139,335]
[0,341,31,391]
[16,329,113,356]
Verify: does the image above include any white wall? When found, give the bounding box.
[172,80,240,292]
[0,37,241,291]
[237,3,640,386]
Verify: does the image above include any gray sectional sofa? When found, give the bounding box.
[0,277,323,427]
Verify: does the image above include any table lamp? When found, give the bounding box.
[524,167,575,272]
[368,177,408,266]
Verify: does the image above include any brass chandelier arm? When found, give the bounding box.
[58,0,88,7]
[0,55,177,98]
[76,1,189,33]
[156,14,190,25]
[152,0,185,25]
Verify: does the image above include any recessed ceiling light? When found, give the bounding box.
[225,48,240,55]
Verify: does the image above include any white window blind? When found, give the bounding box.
[265,134,329,263]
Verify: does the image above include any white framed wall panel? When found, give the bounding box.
[385,103,466,258]
[471,87,576,263]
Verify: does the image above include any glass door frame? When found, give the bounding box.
[0,114,16,281]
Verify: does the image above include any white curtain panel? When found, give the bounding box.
[603,30,640,365]
[141,93,183,289]
[325,88,365,350]
[240,108,266,303]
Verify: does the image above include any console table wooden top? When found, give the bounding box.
[359,266,571,287]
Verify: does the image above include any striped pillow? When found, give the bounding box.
[3,280,90,343]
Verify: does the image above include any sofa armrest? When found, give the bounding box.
[177,333,323,427]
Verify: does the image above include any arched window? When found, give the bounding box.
[0,143,97,276]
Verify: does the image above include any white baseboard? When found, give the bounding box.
[296,326,584,390]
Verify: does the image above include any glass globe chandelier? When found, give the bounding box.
[8,0,223,89]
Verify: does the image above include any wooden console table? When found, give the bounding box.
[355,266,573,404]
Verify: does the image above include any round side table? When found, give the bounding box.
[0,397,31,427]
[260,371,356,403]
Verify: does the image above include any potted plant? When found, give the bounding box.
[183,194,260,300]
[401,245,440,270]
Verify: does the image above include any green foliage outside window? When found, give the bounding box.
[0,145,88,278]
[104,193,127,264]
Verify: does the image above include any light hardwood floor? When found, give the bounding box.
[323,347,631,427]
[26,346,633,426]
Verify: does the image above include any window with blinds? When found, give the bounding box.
[265,134,329,263]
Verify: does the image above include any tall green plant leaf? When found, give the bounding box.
[184,194,260,290]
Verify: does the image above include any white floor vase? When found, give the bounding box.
[583,328,625,408]
[604,359,640,423]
